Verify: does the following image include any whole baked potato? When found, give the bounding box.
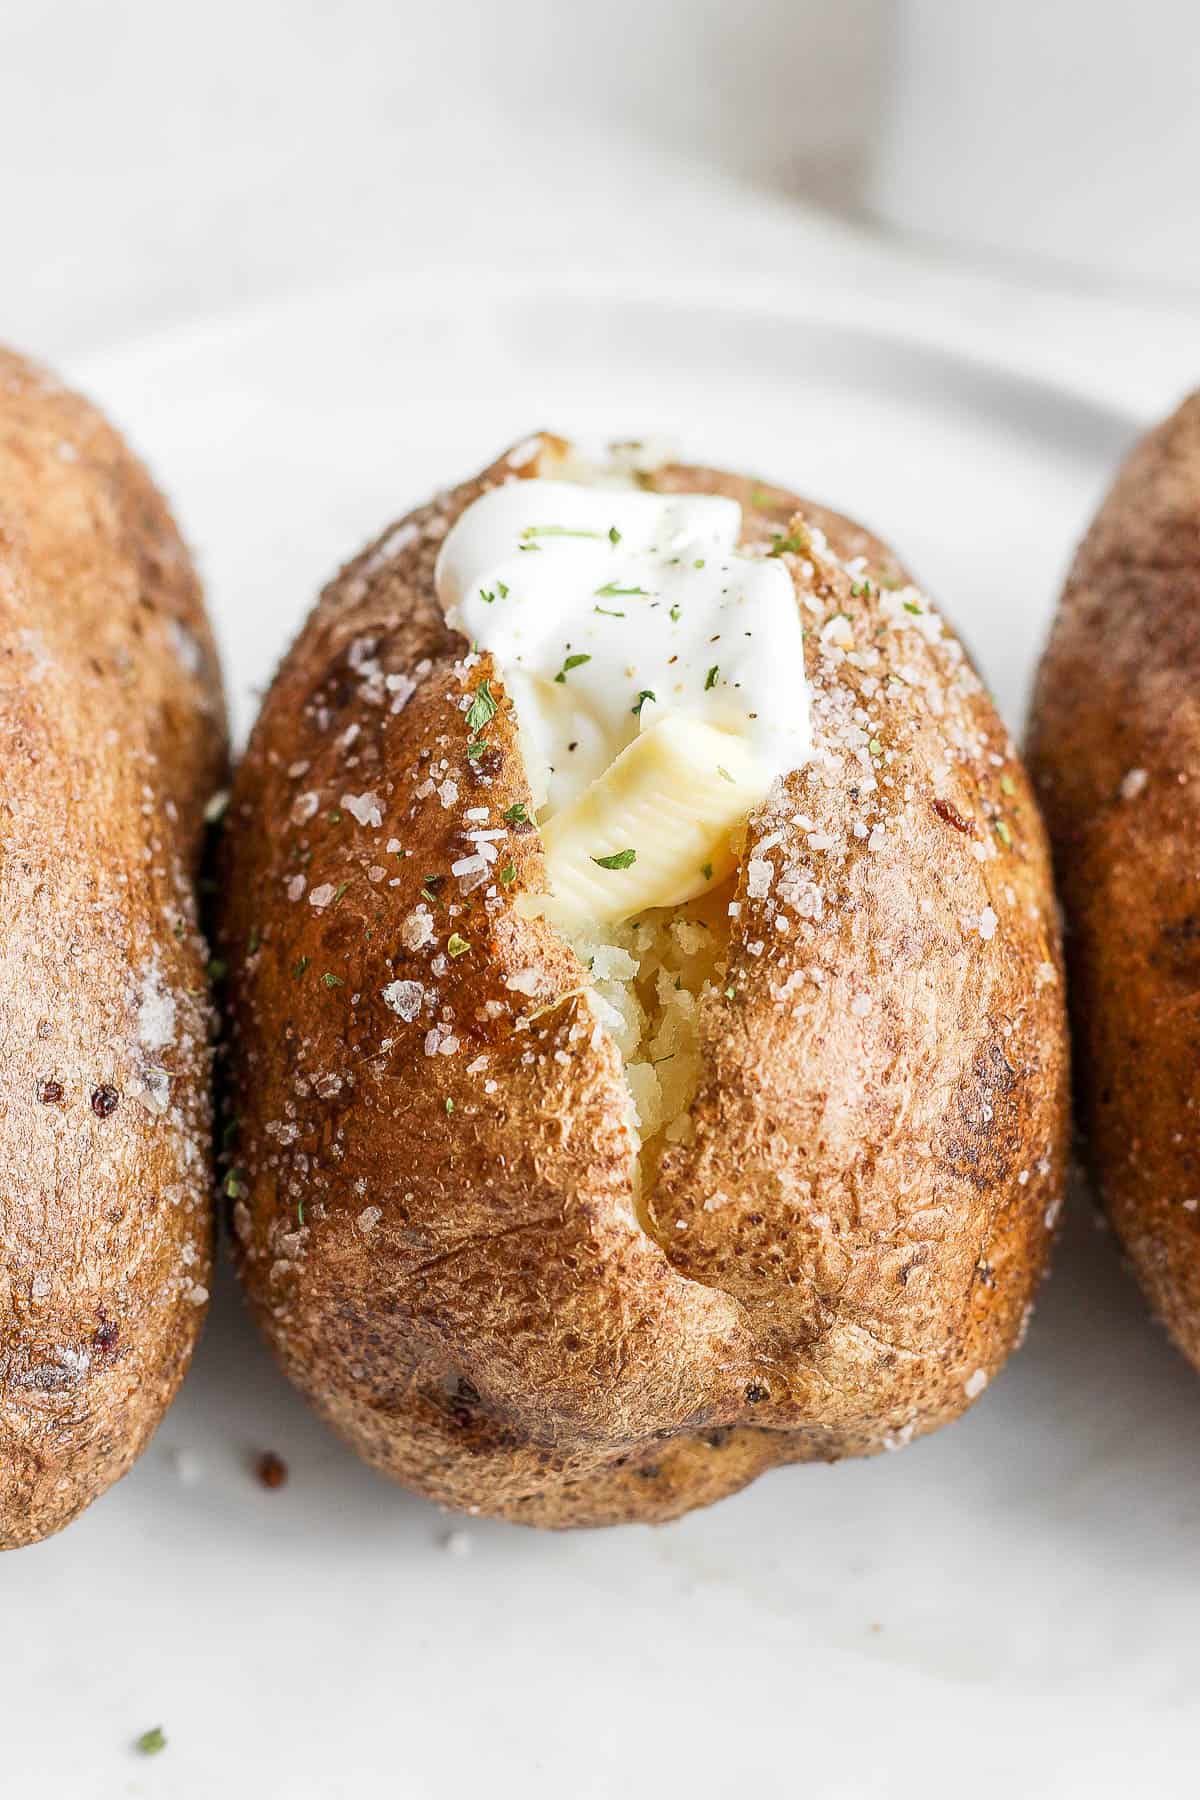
[1030,395,1200,1367]
[0,349,226,1548]
[220,435,1067,1527]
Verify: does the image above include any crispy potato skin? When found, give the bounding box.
[1029,395,1200,1365]
[220,441,1067,1527]
[0,349,226,1548]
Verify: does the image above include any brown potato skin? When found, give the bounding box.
[220,440,1067,1527]
[1029,395,1200,1366]
[0,349,226,1548]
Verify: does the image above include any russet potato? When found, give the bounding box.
[0,349,226,1548]
[1030,395,1200,1368]
[219,438,1068,1527]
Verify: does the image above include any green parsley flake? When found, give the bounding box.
[769,530,808,557]
[592,848,637,871]
[466,679,498,735]
[705,665,719,690]
[608,525,621,545]
[503,802,528,824]
[903,600,922,615]
[995,820,1012,847]
[447,933,471,957]
[292,956,309,978]
[1000,774,1016,796]
[595,581,651,598]
[445,1098,455,1114]
[632,689,656,716]
[523,524,602,541]
[669,605,681,622]
[868,738,883,758]
[223,1169,246,1199]
[717,766,735,784]
[207,958,227,982]
[702,862,713,882]
[499,862,517,885]
[322,972,344,988]
[594,605,625,618]
[135,1728,167,1758]
[555,653,591,684]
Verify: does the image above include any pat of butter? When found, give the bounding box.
[539,716,762,929]
[435,474,809,919]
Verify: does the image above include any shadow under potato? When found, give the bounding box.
[162,1165,1200,1555]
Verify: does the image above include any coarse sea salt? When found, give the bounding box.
[341,790,383,828]
[382,979,424,1022]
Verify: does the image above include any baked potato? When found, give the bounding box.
[219,434,1068,1527]
[0,348,226,1548]
[1030,394,1200,1367]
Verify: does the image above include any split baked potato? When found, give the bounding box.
[0,349,226,1548]
[1030,394,1200,1367]
[219,435,1068,1527]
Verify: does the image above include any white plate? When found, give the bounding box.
[7,278,1190,1800]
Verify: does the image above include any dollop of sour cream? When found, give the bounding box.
[435,476,810,920]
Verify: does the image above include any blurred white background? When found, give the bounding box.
[0,0,884,356]
[875,0,1200,289]
[2,0,1195,401]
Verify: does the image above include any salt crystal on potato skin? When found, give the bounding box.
[0,348,227,1549]
[217,437,1067,1528]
